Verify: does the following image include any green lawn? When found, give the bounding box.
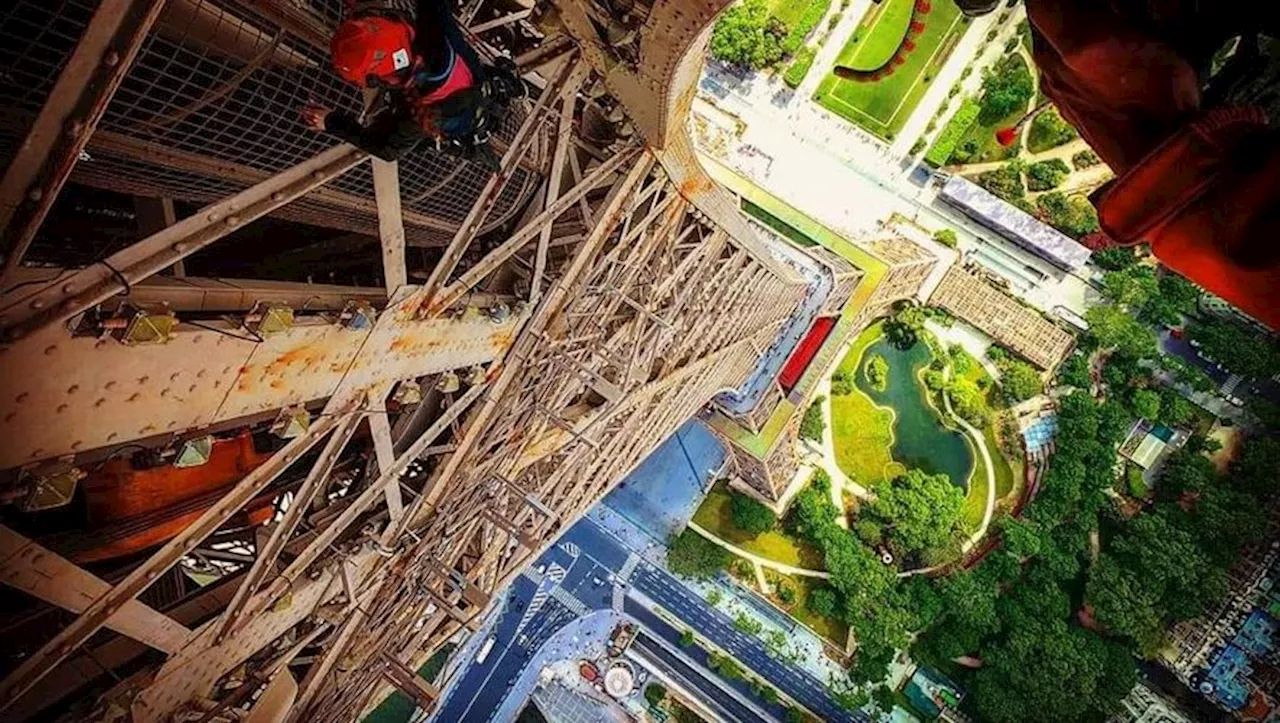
[956,359,1018,503]
[815,0,966,139]
[830,323,904,488]
[770,0,820,26]
[693,483,826,570]
[840,0,915,71]
[765,570,849,644]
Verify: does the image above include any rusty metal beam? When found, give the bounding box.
[213,411,363,643]
[419,55,581,310]
[0,410,351,712]
[0,0,168,282]
[0,143,369,343]
[0,526,191,654]
[372,160,408,296]
[430,143,642,312]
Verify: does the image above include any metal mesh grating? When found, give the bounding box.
[0,0,540,240]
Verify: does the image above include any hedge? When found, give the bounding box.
[924,97,980,166]
[783,46,818,88]
[782,0,833,55]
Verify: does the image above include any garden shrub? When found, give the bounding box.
[977,162,1026,201]
[1072,149,1101,169]
[782,0,834,55]
[1027,108,1079,152]
[783,46,817,88]
[924,98,980,166]
[1026,158,1070,191]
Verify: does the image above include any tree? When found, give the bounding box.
[1036,191,1100,239]
[1028,108,1078,151]
[731,492,777,534]
[977,163,1026,202]
[802,587,837,621]
[933,228,958,248]
[1187,317,1280,379]
[978,54,1034,124]
[1130,388,1160,420]
[997,358,1043,402]
[1101,265,1159,309]
[864,353,889,391]
[708,651,744,680]
[863,469,964,560]
[668,529,730,580]
[1026,158,1070,191]
[709,0,785,70]
[884,303,926,349]
[1156,387,1194,427]
[784,708,808,723]
[947,376,988,426]
[799,397,825,442]
[777,579,797,604]
[1092,246,1137,270]
[1085,305,1156,359]
[707,588,723,605]
[872,685,895,713]
[645,683,667,707]
[1057,354,1091,389]
[831,367,854,396]
[679,629,695,647]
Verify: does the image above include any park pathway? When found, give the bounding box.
[688,521,832,580]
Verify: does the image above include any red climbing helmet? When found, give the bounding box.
[330,15,416,87]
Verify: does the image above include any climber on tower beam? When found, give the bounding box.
[300,0,527,164]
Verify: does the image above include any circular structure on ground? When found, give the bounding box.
[604,661,636,698]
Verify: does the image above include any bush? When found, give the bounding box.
[864,353,890,391]
[997,357,1044,402]
[777,580,797,604]
[925,119,937,132]
[645,683,668,707]
[731,492,778,534]
[668,529,729,580]
[1125,465,1149,499]
[961,66,972,79]
[783,45,817,88]
[808,586,838,617]
[799,396,825,442]
[933,228,958,248]
[911,138,926,155]
[977,162,1026,201]
[831,368,854,396]
[708,652,745,680]
[1004,36,1018,53]
[986,29,998,41]
[707,588,723,605]
[782,0,834,55]
[1036,191,1099,239]
[1027,108,1079,152]
[679,630,695,647]
[1072,149,1101,169]
[828,12,841,30]
[1026,158,1070,191]
[924,98,980,167]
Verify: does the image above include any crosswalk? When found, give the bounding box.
[612,582,625,611]
[546,562,566,584]
[550,586,590,616]
[559,541,580,558]
[619,553,641,582]
[1221,373,1243,396]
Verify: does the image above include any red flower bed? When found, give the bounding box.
[910,20,926,34]
[916,0,932,12]
[893,55,907,66]
[904,39,917,51]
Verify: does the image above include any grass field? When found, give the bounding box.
[770,0,819,26]
[841,0,915,71]
[955,357,1018,503]
[830,323,904,488]
[692,483,826,570]
[814,0,966,139]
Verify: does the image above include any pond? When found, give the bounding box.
[855,338,974,491]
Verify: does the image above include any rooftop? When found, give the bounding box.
[939,175,1092,271]
[930,266,1075,370]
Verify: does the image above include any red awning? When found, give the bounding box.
[779,316,836,390]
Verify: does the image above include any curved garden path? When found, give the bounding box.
[688,521,831,579]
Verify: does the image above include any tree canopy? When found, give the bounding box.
[709,0,786,70]
[1057,354,1091,389]
[997,357,1043,402]
[730,491,777,535]
[864,353,889,392]
[1084,305,1156,359]
[978,54,1034,124]
[862,469,964,561]
[1187,317,1280,379]
[884,303,926,350]
[667,528,729,580]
